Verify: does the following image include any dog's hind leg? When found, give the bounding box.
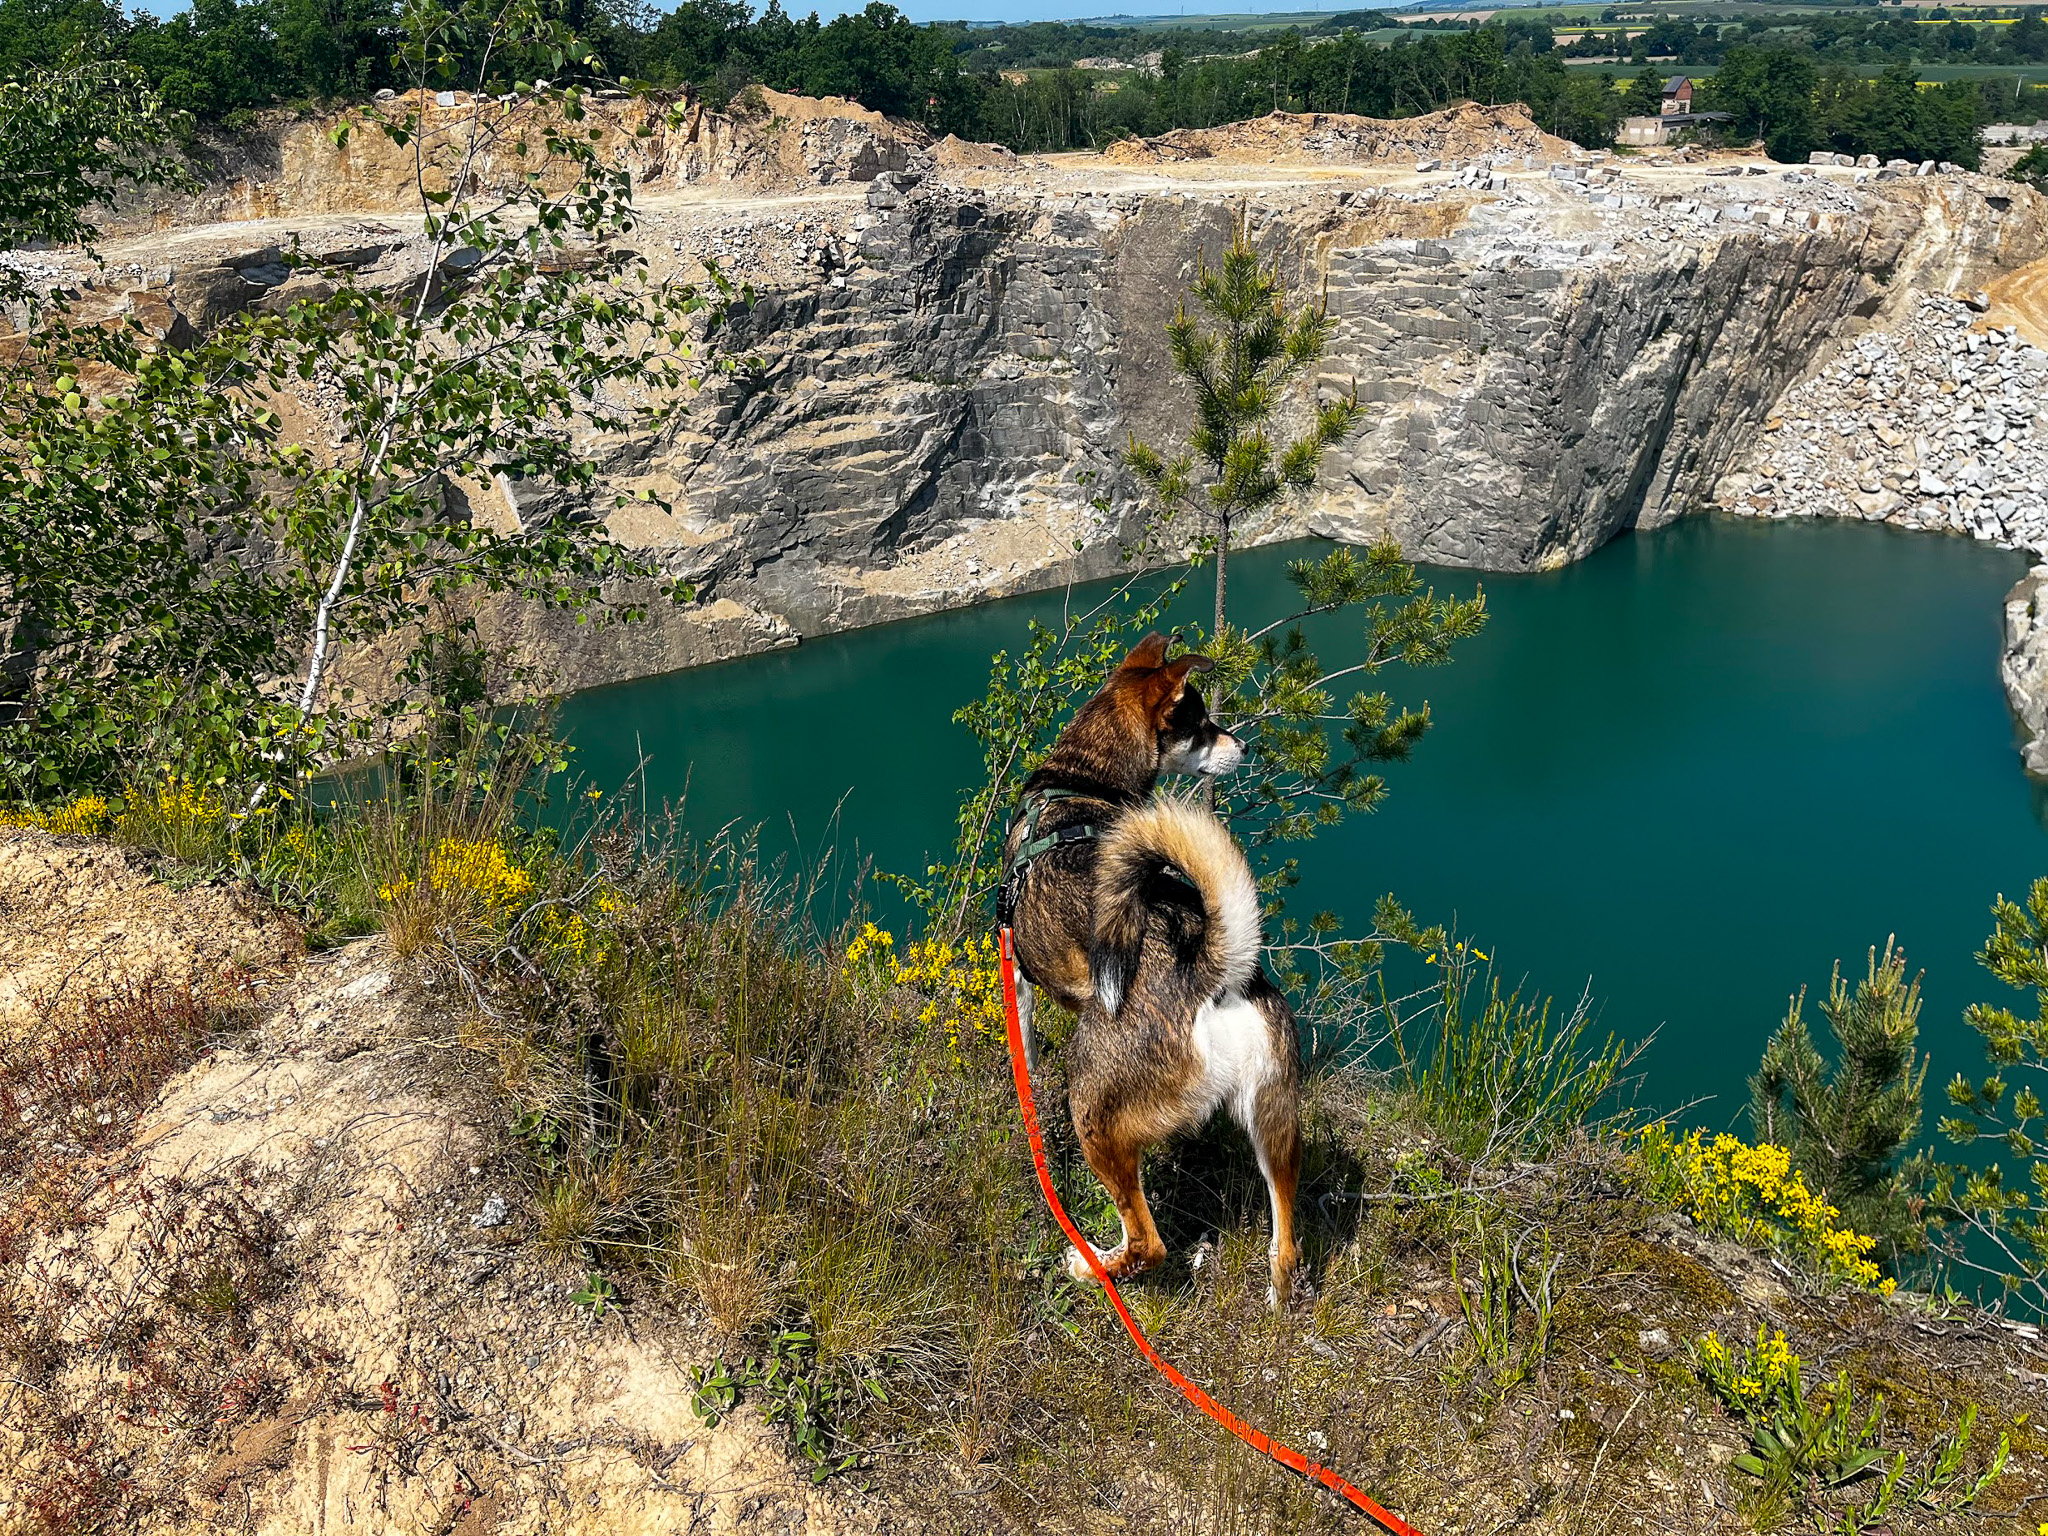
[1242,1084,1301,1310]
[1015,980,1037,1077]
[1066,1120,1168,1284]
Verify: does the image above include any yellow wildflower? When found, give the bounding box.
[425,837,533,908]
[1642,1126,1893,1295]
[842,925,1004,1068]
[0,793,111,837]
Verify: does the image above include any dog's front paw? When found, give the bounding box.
[1066,1243,1119,1283]
[1265,1263,1310,1313]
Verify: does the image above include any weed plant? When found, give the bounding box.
[1691,1325,2006,1530]
[1382,942,1640,1164]
[1451,1222,1557,1399]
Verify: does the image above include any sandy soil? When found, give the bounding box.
[0,830,876,1536]
[1989,251,2048,348]
[0,833,298,1046]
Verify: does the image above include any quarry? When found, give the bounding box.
[16,89,2042,709]
[60,85,2047,778]
[13,82,2048,1536]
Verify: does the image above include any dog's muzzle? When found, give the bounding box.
[1205,732,1245,774]
[1164,731,1245,776]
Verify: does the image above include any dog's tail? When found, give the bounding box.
[1091,798,1261,1016]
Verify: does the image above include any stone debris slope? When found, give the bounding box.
[1104,101,1572,167]
[1721,294,2048,552]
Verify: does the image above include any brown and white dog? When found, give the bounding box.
[999,634,1303,1306]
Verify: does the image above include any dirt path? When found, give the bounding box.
[1989,252,2048,347]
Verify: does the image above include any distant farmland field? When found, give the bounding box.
[1560,59,2048,85]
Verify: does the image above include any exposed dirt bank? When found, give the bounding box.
[0,836,297,1048]
[0,828,879,1536]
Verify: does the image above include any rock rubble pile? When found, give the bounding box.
[1537,159,1875,243]
[1103,101,1571,167]
[665,207,860,287]
[1722,294,2048,551]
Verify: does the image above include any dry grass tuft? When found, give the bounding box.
[1,978,303,1529]
[0,973,250,1170]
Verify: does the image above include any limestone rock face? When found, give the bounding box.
[1305,229,1874,569]
[621,172,2044,682]
[75,109,2048,704]
[2005,566,2048,777]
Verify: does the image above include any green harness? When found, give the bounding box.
[1009,785,1099,867]
[998,785,1101,930]
[1000,783,1198,932]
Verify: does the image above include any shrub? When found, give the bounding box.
[2012,141,2048,193]
[842,923,1005,1069]
[2,13,736,809]
[1641,1127,1894,1294]
[1385,941,1637,1164]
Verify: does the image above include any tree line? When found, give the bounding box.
[1552,8,2048,71]
[0,0,2039,162]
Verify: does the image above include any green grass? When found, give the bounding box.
[1385,952,1642,1164]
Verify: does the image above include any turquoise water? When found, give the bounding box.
[555,516,2045,1127]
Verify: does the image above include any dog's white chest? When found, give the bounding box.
[1190,991,1276,1122]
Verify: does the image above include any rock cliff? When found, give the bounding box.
[2006,566,2048,775]
[614,148,2048,651]
[60,101,2048,702]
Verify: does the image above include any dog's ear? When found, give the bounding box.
[1141,653,1215,719]
[1117,633,1171,673]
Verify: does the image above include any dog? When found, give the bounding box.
[999,633,1303,1306]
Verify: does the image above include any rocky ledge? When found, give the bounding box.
[2006,567,2048,775]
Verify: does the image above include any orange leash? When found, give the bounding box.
[996,927,1423,1536]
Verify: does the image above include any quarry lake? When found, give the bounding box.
[556,515,2045,1128]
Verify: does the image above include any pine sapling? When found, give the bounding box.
[1750,938,1929,1258]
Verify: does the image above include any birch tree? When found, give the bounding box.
[0,0,741,801]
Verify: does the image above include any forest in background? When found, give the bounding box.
[5,0,2045,169]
